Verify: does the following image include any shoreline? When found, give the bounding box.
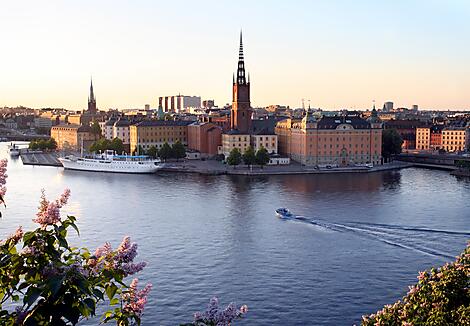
[16,151,443,176]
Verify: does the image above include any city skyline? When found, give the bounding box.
[1,0,469,110]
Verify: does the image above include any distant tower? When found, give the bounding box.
[230,31,252,133]
[88,78,97,114]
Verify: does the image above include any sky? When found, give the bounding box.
[0,0,469,111]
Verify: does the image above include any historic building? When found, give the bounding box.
[416,125,443,151]
[442,127,467,152]
[187,122,222,157]
[51,124,99,151]
[275,109,383,166]
[129,120,192,154]
[88,79,97,114]
[220,32,278,158]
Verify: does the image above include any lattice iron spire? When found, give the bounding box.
[236,30,246,85]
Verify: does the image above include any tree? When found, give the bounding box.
[362,242,469,326]
[382,129,403,162]
[29,138,57,151]
[0,185,152,325]
[147,146,158,158]
[171,141,186,161]
[226,148,242,168]
[89,138,110,153]
[255,146,270,168]
[158,142,172,161]
[91,120,102,137]
[110,137,124,154]
[242,146,256,167]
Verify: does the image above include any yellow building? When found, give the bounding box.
[51,124,98,151]
[416,127,431,150]
[129,120,192,154]
[250,134,278,154]
[220,132,251,157]
[276,110,383,166]
[442,127,467,152]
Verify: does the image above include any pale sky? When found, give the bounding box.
[0,0,469,110]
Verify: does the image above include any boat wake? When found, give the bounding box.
[287,215,467,259]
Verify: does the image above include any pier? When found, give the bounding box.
[20,151,62,167]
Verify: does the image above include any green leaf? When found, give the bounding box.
[110,297,119,306]
[69,222,80,236]
[24,287,42,306]
[93,288,104,300]
[83,298,96,315]
[47,275,64,297]
[106,283,118,301]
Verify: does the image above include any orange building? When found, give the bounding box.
[187,122,222,157]
[276,110,383,166]
[51,124,98,151]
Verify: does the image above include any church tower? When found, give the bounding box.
[88,78,97,114]
[230,31,252,133]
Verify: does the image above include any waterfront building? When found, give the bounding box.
[275,108,382,166]
[416,125,443,151]
[51,124,98,151]
[416,127,431,150]
[113,117,131,152]
[101,116,117,139]
[187,122,222,157]
[384,119,427,149]
[442,127,467,152]
[129,120,192,154]
[220,32,277,158]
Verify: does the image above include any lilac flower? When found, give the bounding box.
[193,297,248,325]
[33,189,71,227]
[122,278,152,317]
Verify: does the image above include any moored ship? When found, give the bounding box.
[58,150,162,174]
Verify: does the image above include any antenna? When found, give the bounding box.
[301,98,305,110]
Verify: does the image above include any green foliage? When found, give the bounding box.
[171,141,186,161]
[362,243,470,326]
[29,138,57,151]
[90,121,102,136]
[226,148,242,167]
[89,138,124,154]
[0,215,146,325]
[456,160,470,170]
[146,146,158,158]
[255,147,270,167]
[158,143,172,161]
[382,129,403,161]
[242,146,256,166]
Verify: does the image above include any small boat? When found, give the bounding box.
[7,143,20,157]
[276,208,293,219]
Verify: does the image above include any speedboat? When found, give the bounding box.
[276,208,293,219]
[7,143,20,157]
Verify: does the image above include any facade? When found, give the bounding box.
[113,117,131,152]
[51,124,98,151]
[442,127,467,152]
[129,120,192,154]
[416,126,443,150]
[416,127,431,150]
[34,116,53,129]
[250,134,278,154]
[384,119,427,149]
[220,132,251,157]
[276,110,383,166]
[187,122,222,157]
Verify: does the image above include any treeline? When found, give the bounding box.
[29,138,57,151]
[89,138,124,154]
[137,141,186,161]
[226,146,270,168]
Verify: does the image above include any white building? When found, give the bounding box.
[113,117,131,145]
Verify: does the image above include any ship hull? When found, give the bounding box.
[59,157,161,174]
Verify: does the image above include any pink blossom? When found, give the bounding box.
[417,270,427,281]
[407,285,418,295]
[33,189,71,227]
[122,278,152,317]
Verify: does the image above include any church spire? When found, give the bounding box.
[236,30,246,85]
[90,78,95,102]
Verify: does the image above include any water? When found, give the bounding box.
[1,143,469,325]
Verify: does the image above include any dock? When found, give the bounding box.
[20,151,62,167]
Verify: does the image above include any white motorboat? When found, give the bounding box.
[59,150,162,174]
[276,208,293,219]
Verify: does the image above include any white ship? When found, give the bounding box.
[59,150,162,174]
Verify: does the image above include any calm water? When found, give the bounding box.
[1,143,469,325]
